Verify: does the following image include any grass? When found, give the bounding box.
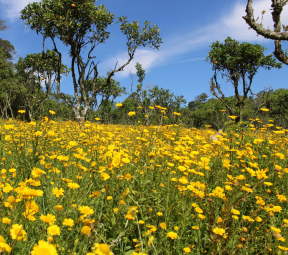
[1,116,288,255]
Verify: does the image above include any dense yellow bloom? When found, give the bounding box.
[231,209,240,215]
[277,194,287,203]
[79,206,94,216]
[31,167,46,178]
[2,218,11,224]
[31,240,58,255]
[0,235,11,253]
[40,214,56,225]
[67,182,80,189]
[213,227,225,236]
[63,218,74,227]
[47,225,61,236]
[128,111,136,116]
[166,231,178,239]
[94,243,113,255]
[81,226,91,235]
[209,187,226,199]
[279,246,288,251]
[1,118,287,254]
[160,222,167,229]
[271,226,281,233]
[52,187,64,197]
[183,247,191,253]
[100,173,110,181]
[10,224,27,241]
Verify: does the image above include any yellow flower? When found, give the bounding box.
[273,206,282,213]
[18,110,25,114]
[107,196,113,200]
[49,110,56,115]
[2,218,11,224]
[81,226,91,235]
[278,246,288,251]
[116,103,122,107]
[183,247,191,253]
[125,212,135,220]
[79,206,94,216]
[260,108,269,112]
[231,208,240,215]
[52,187,64,197]
[40,214,56,225]
[216,217,223,223]
[255,217,262,222]
[173,112,181,116]
[47,225,61,236]
[31,240,58,255]
[95,244,113,255]
[67,182,80,189]
[271,226,281,233]
[160,222,167,229]
[10,224,27,241]
[128,111,136,116]
[23,188,43,197]
[138,220,145,224]
[228,116,238,120]
[122,158,130,164]
[166,231,178,239]
[212,227,225,236]
[63,218,74,227]
[54,205,63,211]
[157,212,163,216]
[0,235,11,253]
[100,173,110,181]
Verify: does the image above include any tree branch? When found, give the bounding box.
[242,0,288,64]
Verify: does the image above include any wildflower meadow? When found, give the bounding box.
[1,112,288,255]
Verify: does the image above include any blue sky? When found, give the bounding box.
[0,0,287,105]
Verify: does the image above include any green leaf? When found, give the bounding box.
[124,250,135,255]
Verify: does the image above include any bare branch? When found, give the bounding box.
[242,0,288,64]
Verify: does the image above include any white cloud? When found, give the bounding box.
[0,0,41,21]
[102,0,288,79]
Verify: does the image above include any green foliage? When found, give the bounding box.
[205,36,283,123]
[19,0,163,121]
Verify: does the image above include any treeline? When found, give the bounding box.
[1,13,287,129]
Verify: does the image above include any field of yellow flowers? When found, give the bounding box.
[1,117,288,254]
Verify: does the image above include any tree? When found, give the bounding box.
[242,0,288,65]
[0,19,17,62]
[0,48,17,118]
[0,19,10,31]
[0,39,17,61]
[20,0,162,123]
[205,36,282,123]
[14,50,70,121]
[83,76,126,121]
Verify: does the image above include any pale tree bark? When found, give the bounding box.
[50,36,136,126]
[242,0,288,65]
[210,65,256,123]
